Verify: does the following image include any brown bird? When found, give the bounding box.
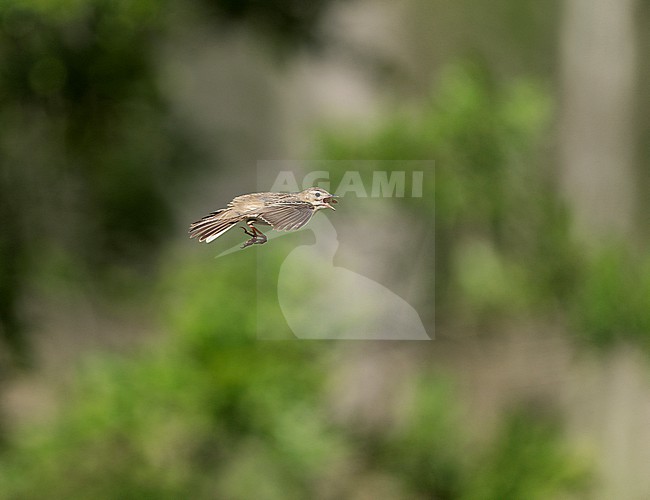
[189,187,338,248]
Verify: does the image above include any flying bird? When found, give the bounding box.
[189,187,338,248]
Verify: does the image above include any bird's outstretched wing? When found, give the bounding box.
[259,203,315,231]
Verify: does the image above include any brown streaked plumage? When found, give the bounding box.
[189,187,338,248]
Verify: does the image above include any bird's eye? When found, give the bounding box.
[314,192,321,197]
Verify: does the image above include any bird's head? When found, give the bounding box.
[301,187,338,210]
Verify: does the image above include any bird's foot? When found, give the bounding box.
[240,228,267,249]
[241,237,267,249]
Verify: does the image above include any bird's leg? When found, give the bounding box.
[240,226,257,248]
[241,222,268,248]
[250,225,267,242]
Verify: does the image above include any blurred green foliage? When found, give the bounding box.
[462,408,589,500]
[2,0,648,497]
[0,58,593,498]
[319,62,580,323]
[0,251,588,499]
[319,62,650,352]
[571,247,650,350]
[0,0,191,363]
[0,0,341,363]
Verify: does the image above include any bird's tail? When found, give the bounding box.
[189,209,239,243]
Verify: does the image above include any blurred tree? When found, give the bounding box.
[560,0,638,243]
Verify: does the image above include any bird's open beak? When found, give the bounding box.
[325,196,338,210]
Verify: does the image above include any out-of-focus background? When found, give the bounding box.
[1,0,649,498]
